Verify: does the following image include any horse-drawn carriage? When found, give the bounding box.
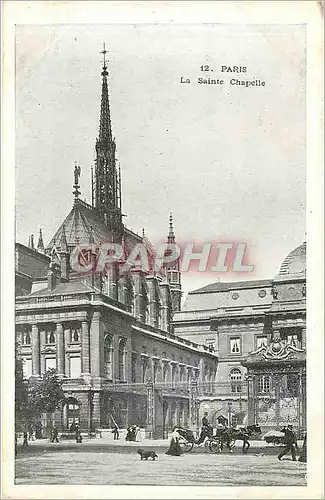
[175,424,261,453]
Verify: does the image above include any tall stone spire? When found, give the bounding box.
[94,44,123,241]
[166,213,182,313]
[37,228,45,253]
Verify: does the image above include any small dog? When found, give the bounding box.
[137,448,158,461]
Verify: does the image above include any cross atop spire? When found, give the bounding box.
[100,43,108,76]
[167,212,175,243]
[98,43,112,144]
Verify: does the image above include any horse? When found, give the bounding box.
[222,424,262,453]
[195,425,214,445]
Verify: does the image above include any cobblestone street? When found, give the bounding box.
[15,440,307,486]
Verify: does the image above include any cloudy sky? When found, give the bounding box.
[15,24,306,295]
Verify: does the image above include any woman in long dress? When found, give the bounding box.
[166,429,183,456]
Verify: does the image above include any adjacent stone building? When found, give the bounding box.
[173,243,306,435]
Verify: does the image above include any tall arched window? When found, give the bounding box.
[163,363,169,384]
[141,358,148,383]
[230,368,242,393]
[171,364,177,387]
[258,375,271,394]
[104,335,113,379]
[118,338,126,381]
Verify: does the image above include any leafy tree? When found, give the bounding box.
[28,369,66,418]
[15,343,66,429]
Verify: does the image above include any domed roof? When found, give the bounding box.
[278,242,306,276]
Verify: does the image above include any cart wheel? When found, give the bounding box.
[204,439,211,450]
[209,439,221,454]
[228,439,236,449]
[179,440,194,453]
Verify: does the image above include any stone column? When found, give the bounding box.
[146,379,154,439]
[64,327,70,377]
[125,337,132,383]
[56,323,65,377]
[31,324,40,376]
[40,329,46,375]
[81,320,90,375]
[189,379,198,430]
[90,311,101,378]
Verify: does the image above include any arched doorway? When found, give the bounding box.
[65,397,81,431]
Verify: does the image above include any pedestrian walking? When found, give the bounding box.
[28,424,35,441]
[166,429,183,456]
[278,424,298,461]
[51,425,59,443]
[298,432,307,462]
[135,425,141,442]
[112,424,119,440]
[75,426,83,444]
[22,431,29,447]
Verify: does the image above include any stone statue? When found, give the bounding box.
[74,164,81,186]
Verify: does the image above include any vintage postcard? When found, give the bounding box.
[1,1,324,499]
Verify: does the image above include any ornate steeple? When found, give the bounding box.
[93,44,123,241]
[166,213,182,313]
[37,228,45,253]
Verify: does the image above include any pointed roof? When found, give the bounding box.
[37,229,45,252]
[46,198,143,255]
[47,199,110,251]
[98,43,113,148]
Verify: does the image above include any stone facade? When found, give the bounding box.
[173,243,306,433]
[16,280,217,437]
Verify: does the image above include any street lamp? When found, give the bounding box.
[227,401,233,427]
[88,384,94,438]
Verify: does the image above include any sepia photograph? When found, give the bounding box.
[1,1,324,498]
